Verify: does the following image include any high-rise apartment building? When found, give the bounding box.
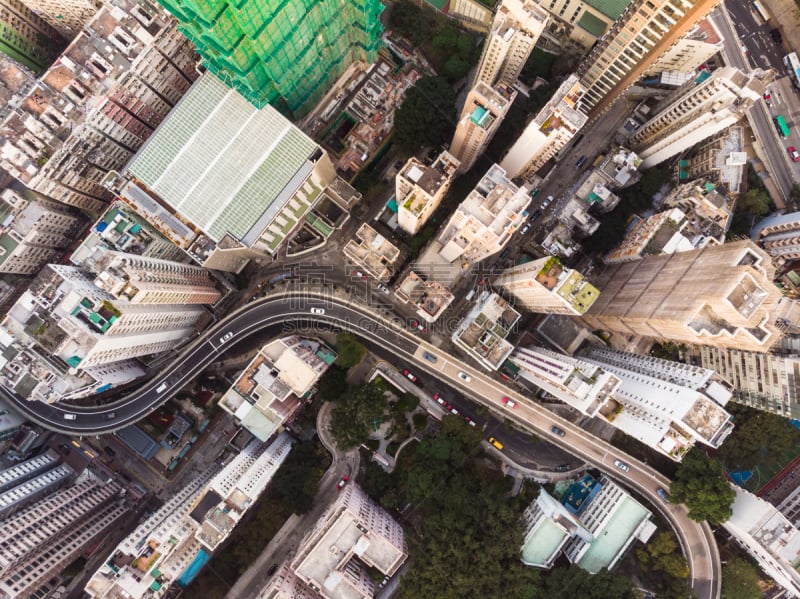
[641,18,723,76]
[500,75,587,180]
[0,0,66,72]
[576,0,720,116]
[631,68,770,168]
[452,291,521,370]
[752,212,800,261]
[396,151,460,235]
[495,256,600,315]
[291,483,406,599]
[473,0,548,88]
[451,82,516,173]
[18,0,100,37]
[677,126,746,193]
[156,0,383,117]
[583,240,783,352]
[0,0,199,213]
[512,345,735,460]
[0,188,83,275]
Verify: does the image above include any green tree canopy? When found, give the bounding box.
[334,333,366,368]
[316,365,348,401]
[670,447,736,525]
[393,76,456,152]
[718,406,800,470]
[721,557,761,599]
[636,531,689,579]
[329,382,388,449]
[389,0,435,46]
[740,188,772,216]
[542,565,636,599]
[269,439,330,513]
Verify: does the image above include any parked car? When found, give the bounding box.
[488,437,504,450]
[267,563,279,576]
[541,195,554,209]
[411,320,426,332]
[555,464,571,472]
[550,425,566,437]
[337,475,349,490]
[502,396,517,409]
[434,395,448,408]
[788,146,800,162]
[377,283,390,294]
[465,417,477,427]
[575,155,588,168]
[529,209,542,223]
[402,369,417,383]
[520,224,531,235]
[764,91,772,106]
[457,371,471,382]
[614,459,630,472]
[353,270,367,279]
[449,406,460,416]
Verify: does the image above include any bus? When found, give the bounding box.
[775,115,790,138]
[785,52,800,88]
[753,1,770,23]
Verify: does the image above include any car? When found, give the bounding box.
[500,248,512,259]
[422,351,438,362]
[403,369,418,383]
[63,413,76,420]
[449,406,460,416]
[550,425,566,437]
[541,195,554,209]
[410,320,426,332]
[219,331,234,343]
[502,396,517,409]
[377,283,390,294]
[555,464,571,472]
[614,459,630,472]
[435,396,448,408]
[770,28,782,44]
[106,412,116,420]
[764,91,773,106]
[310,307,325,315]
[656,487,670,502]
[465,417,477,427]
[337,475,349,490]
[488,437,504,450]
[520,224,530,235]
[457,371,471,382]
[529,209,542,223]
[575,155,588,168]
[789,146,800,162]
[353,270,367,280]
[104,446,116,457]
[267,563,279,576]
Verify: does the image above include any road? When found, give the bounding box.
[0,288,720,599]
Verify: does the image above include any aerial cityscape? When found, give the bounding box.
[1,0,800,597]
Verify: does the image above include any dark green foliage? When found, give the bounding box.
[721,557,761,599]
[393,76,457,152]
[394,392,420,413]
[333,333,366,368]
[315,365,349,401]
[541,565,637,599]
[718,404,800,470]
[270,438,331,513]
[670,447,736,525]
[412,413,428,429]
[649,341,686,362]
[389,0,436,46]
[636,531,689,579]
[329,382,388,449]
[729,165,775,238]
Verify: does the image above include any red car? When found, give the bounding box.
[789,146,800,162]
[764,91,772,106]
[337,475,349,490]
[502,396,517,409]
[403,369,418,382]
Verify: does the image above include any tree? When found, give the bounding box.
[270,439,329,513]
[721,557,761,599]
[718,407,800,470]
[393,76,456,152]
[670,447,736,525]
[740,188,771,216]
[329,382,388,449]
[389,0,435,46]
[636,531,689,579]
[334,333,366,368]
[316,365,348,401]
[542,565,636,598]
[394,392,420,413]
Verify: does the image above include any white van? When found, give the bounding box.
[63,413,77,420]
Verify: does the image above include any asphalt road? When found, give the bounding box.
[0,289,720,598]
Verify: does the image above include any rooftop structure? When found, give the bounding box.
[343,224,402,283]
[291,483,407,599]
[496,256,600,315]
[500,75,588,180]
[396,151,460,235]
[125,73,335,272]
[87,434,293,599]
[452,291,521,370]
[676,126,746,193]
[570,171,622,214]
[0,188,83,275]
[436,163,529,267]
[473,0,548,88]
[535,0,622,47]
[521,476,654,573]
[595,147,642,189]
[156,0,383,117]
[584,240,783,352]
[724,486,800,598]
[451,82,516,173]
[0,0,199,213]
[259,561,324,599]
[576,0,721,116]
[394,270,455,324]
[219,337,336,442]
[631,68,771,169]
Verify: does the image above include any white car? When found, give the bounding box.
[310,307,325,315]
[457,371,471,382]
[614,459,630,472]
[542,195,554,208]
[377,283,390,294]
[219,331,234,343]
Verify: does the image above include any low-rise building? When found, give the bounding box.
[396,151,460,235]
[521,475,654,573]
[394,270,455,323]
[219,337,336,441]
[343,224,402,283]
[452,291,520,370]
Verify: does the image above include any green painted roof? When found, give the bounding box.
[576,11,609,37]
[583,0,630,19]
[577,495,650,573]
